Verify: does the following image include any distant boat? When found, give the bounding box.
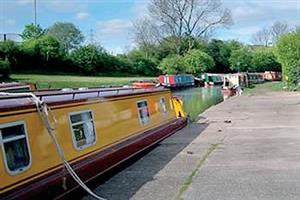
[159,74,195,88]
[0,82,36,92]
[132,80,157,89]
[201,73,223,86]
[264,71,282,81]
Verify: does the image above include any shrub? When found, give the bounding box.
[0,59,11,78]
[276,31,300,89]
[183,49,215,74]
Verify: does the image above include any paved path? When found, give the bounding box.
[83,91,300,200]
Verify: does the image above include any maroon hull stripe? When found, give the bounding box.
[1,118,187,200]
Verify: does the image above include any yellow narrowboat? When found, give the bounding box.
[0,87,187,199]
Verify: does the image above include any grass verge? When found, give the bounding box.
[176,143,220,200]
[244,81,286,95]
[10,74,156,89]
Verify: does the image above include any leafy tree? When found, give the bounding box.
[159,55,185,74]
[126,49,159,76]
[21,24,44,40]
[183,49,215,74]
[0,41,20,70]
[37,36,62,62]
[46,22,84,51]
[0,59,11,78]
[251,49,281,72]
[276,31,300,88]
[207,39,231,73]
[70,45,101,75]
[229,47,253,72]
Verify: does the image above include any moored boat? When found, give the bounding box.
[201,73,223,86]
[159,74,195,89]
[247,73,264,84]
[222,73,248,98]
[132,80,157,89]
[0,87,187,199]
[0,82,36,92]
[264,71,282,81]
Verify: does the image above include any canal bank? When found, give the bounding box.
[83,88,300,200]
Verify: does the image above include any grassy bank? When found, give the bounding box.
[244,81,285,95]
[11,74,156,89]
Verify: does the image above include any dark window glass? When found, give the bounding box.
[1,123,31,174]
[4,139,30,171]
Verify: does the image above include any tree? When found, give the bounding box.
[127,49,160,76]
[270,21,290,44]
[0,41,20,70]
[70,45,101,75]
[46,22,84,51]
[207,39,231,73]
[276,31,300,89]
[159,54,185,74]
[252,21,291,46]
[252,27,271,47]
[0,59,11,78]
[134,0,232,53]
[183,49,215,74]
[229,47,253,72]
[251,49,281,72]
[21,24,44,40]
[37,36,62,62]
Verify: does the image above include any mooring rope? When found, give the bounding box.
[0,92,106,200]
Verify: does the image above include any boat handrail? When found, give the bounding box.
[0,86,166,101]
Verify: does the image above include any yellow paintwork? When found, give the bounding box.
[0,90,185,193]
[172,97,186,118]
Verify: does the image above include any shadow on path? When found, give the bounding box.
[71,123,208,200]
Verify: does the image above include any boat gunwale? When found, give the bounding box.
[0,88,169,113]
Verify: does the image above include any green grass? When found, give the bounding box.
[10,74,157,89]
[244,81,286,95]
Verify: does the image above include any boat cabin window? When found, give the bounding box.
[69,111,96,150]
[137,100,150,125]
[0,121,31,175]
[160,97,167,115]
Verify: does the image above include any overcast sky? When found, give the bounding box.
[1,0,299,54]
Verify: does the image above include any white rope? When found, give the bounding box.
[0,92,106,200]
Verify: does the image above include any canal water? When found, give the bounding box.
[174,87,223,121]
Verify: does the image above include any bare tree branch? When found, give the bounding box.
[133,0,232,51]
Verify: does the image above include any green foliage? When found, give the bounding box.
[276,31,300,88]
[70,45,101,75]
[21,24,44,40]
[207,39,231,72]
[0,59,11,78]
[251,49,281,72]
[0,41,20,70]
[229,47,253,72]
[46,22,84,51]
[126,49,160,76]
[37,36,62,62]
[183,50,215,74]
[159,55,185,74]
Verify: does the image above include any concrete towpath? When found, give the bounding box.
[83,90,300,200]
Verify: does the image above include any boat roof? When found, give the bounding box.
[0,86,169,112]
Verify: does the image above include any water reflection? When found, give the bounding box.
[174,87,223,121]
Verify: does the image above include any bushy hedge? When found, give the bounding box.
[0,59,11,78]
[276,30,300,89]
